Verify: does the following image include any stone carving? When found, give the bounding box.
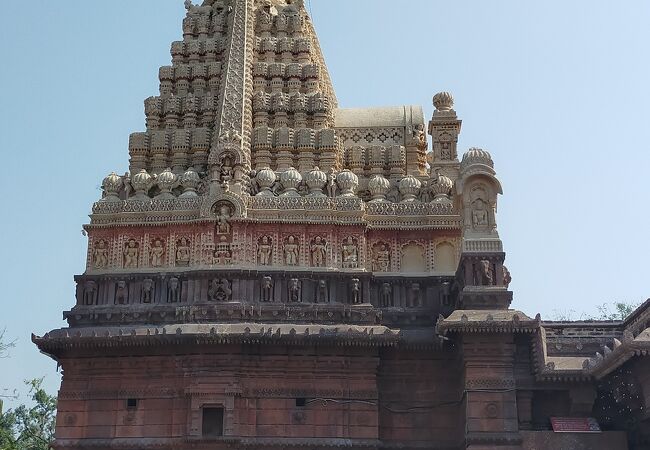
[175,238,191,266]
[326,168,338,197]
[350,278,361,304]
[208,279,232,302]
[115,281,128,305]
[316,280,328,303]
[409,283,422,308]
[372,243,390,272]
[471,198,489,231]
[142,278,154,303]
[149,239,165,267]
[261,276,273,302]
[288,278,302,303]
[310,236,327,267]
[440,281,452,306]
[83,280,97,306]
[284,236,299,266]
[341,237,358,269]
[215,202,233,235]
[213,237,232,265]
[502,265,512,288]
[380,282,392,307]
[123,239,140,268]
[167,277,180,303]
[93,240,109,269]
[257,236,273,265]
[475,260,494,286]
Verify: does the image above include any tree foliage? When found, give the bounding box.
[552,301,640,321]
[0,379,57,450]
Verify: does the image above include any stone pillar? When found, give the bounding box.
[462,334,522,450]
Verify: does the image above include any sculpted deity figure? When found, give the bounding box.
[311,236,327,267]
[176,238,191,266]
[380,282,392,307]
[326,168,338,198]
[93,240,109,269]
[476,260,494,286]
[168,277,180,303]
[115,281,128,305]
[150,239,165,267]
[471,198,489,231]
[316,280,328,303]
[409,283,422,308]
[261,276,273,302]
[83,280,97,306]
[341,237,358,268]
[123,239,139,268]
[502,265,512,288]
[288,278,301,303]
[220,155,233,183]
[350,278,361,304]
[142,278,154,304]
[208,279,232,302]
[284,236,299,266]
[257,236,272,265]
[373,243,390,272]
[216,204,232,235]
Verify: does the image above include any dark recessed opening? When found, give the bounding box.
[126,398,138,409]
[295,397,307,407]
[202,407,224,437]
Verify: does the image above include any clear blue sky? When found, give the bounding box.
[1,0,649,404]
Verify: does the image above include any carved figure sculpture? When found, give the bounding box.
[123,239,139,268]
[471,197,489,231]
[502,265,512,288]
[257,236,272,265]
[409,283,422,308]
[220,155,233,183]
[142,278,154,303]
[168,277,180,303]
[115,281,128,305]
[175,238,191,266]
[83,280,97,306]
[341,237,358,268]
[316,280,328,303]
[93,240,109,269]
[380,282,392,307]
[288,278,301,303]
[150,239,165,267]
[311,236,327,267]
[261,276,273,302]
[326,168,338,197]
[476,260,494,286]
[216,204,232,235]
[440,281,452,306]
[284,236,299,266]
[350,278,361,304]
[373,243,390,272]
[208,279,232,302]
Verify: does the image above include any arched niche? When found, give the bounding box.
[401,243,426,273]
[435,241,457,272]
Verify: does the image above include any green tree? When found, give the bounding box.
[595,302,640,321]
[0,379,57,450]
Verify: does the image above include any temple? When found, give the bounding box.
[34,1,650,449]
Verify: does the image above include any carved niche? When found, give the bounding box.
[371,242,391,272]
[380,282,393,307]
[257,235,273,266]
[214,200,235,236]
[167,277,181,303]
[261,276,273,302]
[283,235,299,266]
[310,236,327,268]
[83,280,98,306]
[208,279,232,302]
[92,239,109,269]
[175,237,192,267]
[469,184,491,232]
[341,236,359,269]
[149,238,166,268]
[115,281,129,305]
[400,242,426,273]
[141,278,154,304]
[316,280,328,303]
[123,239,140,268]
[350,278,361,304]
[288,278,302,303]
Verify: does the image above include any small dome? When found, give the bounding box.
[131,169,153,199]
[305,166,327,197]
[368,175,390,202]
[101,172,123,201]
[429,170,453,202]
[398,175,422,202]
[461,147,494,171]
[336,170,359,197]
[280,167,302,196]
[255,167,276,197]
[179,167,200,198]
[155,168,178,199]
[433,91,454,112]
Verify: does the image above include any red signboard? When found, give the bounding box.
[551,417,601,433]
